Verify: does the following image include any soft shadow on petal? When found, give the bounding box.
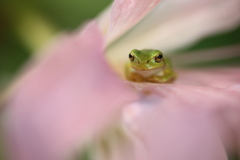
[107,0,240,69]
[108,0,160,43]
[3,22,137,160]
[123,83,240,160]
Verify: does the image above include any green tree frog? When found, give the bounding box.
[125,49,176,83]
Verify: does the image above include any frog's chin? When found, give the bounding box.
[131,66,163,71]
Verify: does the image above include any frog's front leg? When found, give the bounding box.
[125,63,144,82]
[161,68,177,83]
[147,68,176,83]
[128,72,145,82]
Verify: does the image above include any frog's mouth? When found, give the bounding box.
[131,66,164,71]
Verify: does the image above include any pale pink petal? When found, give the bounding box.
[106,0,240,68]
[123,83,240,160]
[4,22,137,160]
[175,67,240,88]
[171,45,240,66]
[96,4,112,36]
[108,0,160,43]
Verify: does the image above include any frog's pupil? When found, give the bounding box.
[157,55,163,59]
[129,54,133,58]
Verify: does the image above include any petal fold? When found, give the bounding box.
[108,0,160,43]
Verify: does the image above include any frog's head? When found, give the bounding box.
[129,49,165,70]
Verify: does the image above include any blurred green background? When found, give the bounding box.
[0,0,112,91]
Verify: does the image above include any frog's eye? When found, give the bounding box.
[155,54,163,63]
[129,53,134,62]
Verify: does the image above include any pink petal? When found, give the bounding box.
[171,45,240,67]
[108,0,160,43]
[96,5,111,36]
[123,83,240,160]
[4,22,137,160]
[175,67,240,88]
